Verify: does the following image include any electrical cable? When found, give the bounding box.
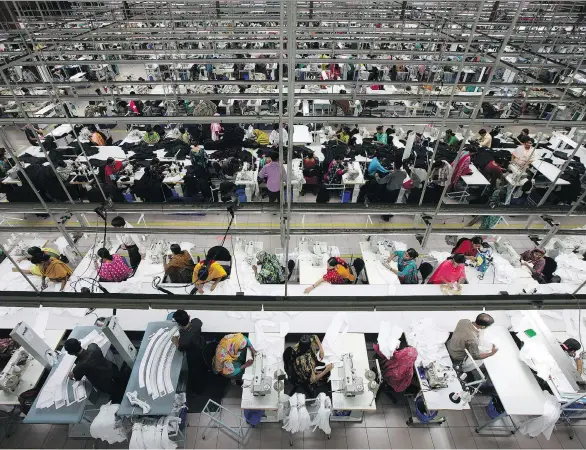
[228,212,242,293]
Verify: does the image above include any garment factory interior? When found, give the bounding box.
[3,0,586,449]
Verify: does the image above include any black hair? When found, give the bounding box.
[151,157,160,165]
[471,236,483,245]
[129,91,136,95]
[179,127,185,133]
[145,125,153,133]
[64,338,82,355]
[269,151,279,162]
[395,160,403,170]
[170,244,182,255]
[327,257,338,267]
[273,123,279,130]
[172,309,190,327]
[306,151,314,158]
[87,125,97,132]
[376,125,383,131]
[27,246,43,257]
[56,160,66,168]
[562,338,581,353]
[450,253,466,264]
[111,216,126,227]
[475,313,494,327]
[446,129,453,135]
[521,128,529,134]
[432,160,444,168]
[479,129,486,135]
[298,334,312,354]
[106,157,115,165]
[334,155,344,161]
[406,248,419,259]
[518,135,530,144]
[197,266,209,281]
[97,247,112,260]
[30,253,50,265]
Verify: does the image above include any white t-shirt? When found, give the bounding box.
[269,128,289,146]
[116,222,136,248]
[513,145,536,168]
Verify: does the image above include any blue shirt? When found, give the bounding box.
[368,157,389,176]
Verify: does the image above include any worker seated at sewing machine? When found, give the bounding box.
[283,335,331,396]
[192,246,232,294]
[373,339,419,394]
[163,244,195,283]
[94,248,133,282]
[13,246,69,278]
[253,251,287,284]
[212,333,256,379]
[303,257,356,294]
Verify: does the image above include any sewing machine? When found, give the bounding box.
[424,361,450,389]
[339,353,364,397]
[148,240,169,265]
[251,352,272,397]
[0,348,30,392]
[312,242,328,256]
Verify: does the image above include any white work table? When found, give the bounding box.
[461,164,490,187]
[358,241,400,286]
[293,125,312,145]
[330,333,376,412]
[76,146,126,162]
[482,325,545,416]
[241,332,285,411]
[531,160,571,185]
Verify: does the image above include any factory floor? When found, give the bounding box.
[1,386,585,449]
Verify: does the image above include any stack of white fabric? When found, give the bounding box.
[310,393,332,435]
[283,393,311,434]
[139,326,179,400]
[90,402,127,444]
[407,318,451,366]
[129,417,179,449]
[552,253,586,283]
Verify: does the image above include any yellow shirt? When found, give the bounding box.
[253,130,270,146]
[193,261,227,283]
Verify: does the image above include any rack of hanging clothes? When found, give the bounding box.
[281,392,333,447]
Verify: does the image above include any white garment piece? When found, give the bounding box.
[518,391,561,440]
[407,318,451,366]
[283,394,311,434]
[402,132,415,161]
[90,401,127,444]
[377,321,403,359]
[311,393,332,435]
[126,391,151,414]
[553,253,586,283]
[116,222,137,248]
[321,312,349,362]
[427,251,451,265]
[252,320,281,366]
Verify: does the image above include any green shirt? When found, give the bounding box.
[143,131,160,145]
[375,133,388,145]
[448,135,459,146]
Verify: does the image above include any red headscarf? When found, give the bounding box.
[374,344,418,392]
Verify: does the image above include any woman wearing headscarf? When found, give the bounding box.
[373,342,418,392]
[290,334,332,385]
[213,333,256,378]
[164,244,195,283]
[253,251,285,284]
[190,145,209,171]
[520,247,546,276]
[33,253,73,291]
[192,259,227,293]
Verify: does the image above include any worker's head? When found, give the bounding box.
[27,246,43,257]
[0,148,5,159]
[446,129,453,136]
[56,160,67,168]
[172,309,190,327]
[395,160,403,171]
[64,338,82,356]
[273,123,280,131]
[334,155,344,163]
[450,253,466,266]
[170,244,182,255]
[298,334,312,354]
[376,126,384,133]
[561,338,582,357]
[532,247,546,259]
[30,253,50,265]
[327,257,339,268]
[145,125,153,133]
[404,248,419,261]
[111,216,126,228]
[197,265,210,282]
[179,127,185,134]
[87,125,97,133]
[472,236,483,251]
[523,140,532,150]
[306,151,314,159]
[521,128,529,136]
[474,313,495,329]
[151,157,160,167]
[269,151,279,163]
[106,157,116,168]
[479,129,487,136]
[96,247,112,261]
[343,126,350,134]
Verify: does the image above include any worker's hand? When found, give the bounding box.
[197,286,204,294]
[325,363,333,372]
[303,286,313,294]
[319,348,324,360]
[41,282,48,291]
[491,344,498,355]
[374,173,379,178]
[252,265,257,272]
[243,359,254,369]
[68,371,74,380]
[210,284,217,292]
